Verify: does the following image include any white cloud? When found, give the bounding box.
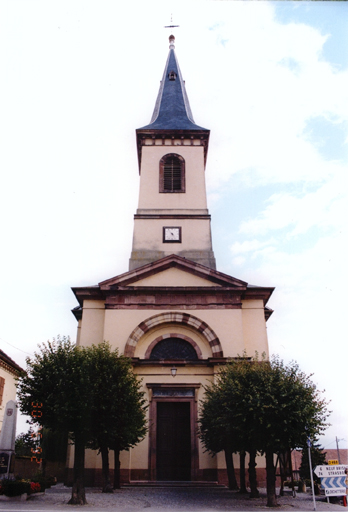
[238,163,347,237]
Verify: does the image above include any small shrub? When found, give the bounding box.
[0,479,30,497]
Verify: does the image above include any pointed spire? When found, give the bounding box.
[138,36,208,131]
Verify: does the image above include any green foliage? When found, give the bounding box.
[40,428,68,462]
[199,354,330,456]
[0,479,30,497]
[199,354,330,506]
[17,336,93,444]
[16,426,67,462]
[17,337,146,470]
[15,426,37,457]
[16,337,147,500]
[299,443,327,483]
[17,337,147,449]
[87,341,147,453]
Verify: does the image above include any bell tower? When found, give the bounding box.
[129,35,216,271]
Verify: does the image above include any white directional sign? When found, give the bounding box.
[324,487,346,497]
[314,465,348,498]
[314,465,347,478]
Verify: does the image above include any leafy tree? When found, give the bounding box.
[198,381,239,490]
[299,442,327,484]
[15,426,67,469]
[15,426,37,457]
[87,342,147,492]
[17,337,92,505]
[199,355,330,507]
[17,338,147,503]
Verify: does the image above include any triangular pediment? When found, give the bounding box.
[72,255,274,319]
[126,267,220,287]
[99,254,247,290]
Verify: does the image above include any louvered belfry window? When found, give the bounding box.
[160,154,185,193]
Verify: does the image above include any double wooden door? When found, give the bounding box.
[156,402,191,481]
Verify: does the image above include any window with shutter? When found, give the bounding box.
[159,154,185,193]
[0,376,5,406]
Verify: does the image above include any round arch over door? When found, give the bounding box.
[147,384,200,481]
[145,333,203,360]
[124,312,223,358]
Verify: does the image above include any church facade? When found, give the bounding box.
[68,35,274,485]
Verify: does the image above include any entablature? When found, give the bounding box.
[136,129,210,172]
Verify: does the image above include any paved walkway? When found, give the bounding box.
[0,484,345,512]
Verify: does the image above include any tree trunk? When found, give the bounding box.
[113,447,121,490]
[68,436,87,505]
[265,448,277,507]
[101,445,113,493]
[248,449,259,498]
[224,446,239,490]
[239,451,248,493]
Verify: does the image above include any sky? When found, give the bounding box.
[1,1,347,452]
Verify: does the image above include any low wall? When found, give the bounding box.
[14,457,66,482]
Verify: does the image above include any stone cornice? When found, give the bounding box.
[0,350,24,376]
[134,213,211,220]
[100,255,248,289]
[136,130,210,172]
[71,256,274,320]
[105,287,243,310]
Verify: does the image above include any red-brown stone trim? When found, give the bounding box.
[146,383,200,481]
[124,312,223,358]
[134,214,211,219]
[144,334,203,360]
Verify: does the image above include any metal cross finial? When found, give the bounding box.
[164,14,179,29]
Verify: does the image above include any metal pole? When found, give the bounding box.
[307,438,316,511]
[336,436,341,464]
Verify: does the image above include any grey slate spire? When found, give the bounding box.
[138,35,208,131]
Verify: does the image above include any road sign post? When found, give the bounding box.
[314,465,348,500]
[307,439,316,511]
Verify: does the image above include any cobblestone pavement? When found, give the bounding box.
[0,484,345,512]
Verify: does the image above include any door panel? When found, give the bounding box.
[156,402,191,480]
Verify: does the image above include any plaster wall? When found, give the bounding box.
[77,306,267,359]
[68,442,131,471]
[216,451,266,470]
[102,308,253,358]
[0,368,17,432]
[78,300,105,347]
[74,300,270,477]
[132,218,213,255]
[132,268,218,287]
[241,300,269,358]
[138,146,207,210]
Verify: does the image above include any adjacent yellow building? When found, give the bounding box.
[68,35,274,486]
[0,350,23,434]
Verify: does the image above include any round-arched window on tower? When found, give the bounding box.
[149,338,198,360]
[159,154,185,193]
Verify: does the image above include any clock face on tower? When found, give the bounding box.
[163,227,181,243]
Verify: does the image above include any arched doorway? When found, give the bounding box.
[147,337,200,481]
[147,384,200,481]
